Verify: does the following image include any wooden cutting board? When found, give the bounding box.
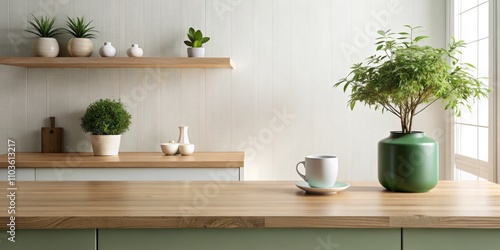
[41,117,63,153]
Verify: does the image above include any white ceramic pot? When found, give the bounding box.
[90,135,121,156]
[32,38,59,57]
[187,47,205,57]
[99,42,117,57]
[126,44,143,57]
[67,38,93,57]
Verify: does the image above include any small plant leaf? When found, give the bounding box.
[194,30,203,41]
[201,37,210,44]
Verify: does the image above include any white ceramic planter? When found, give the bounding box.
[67,38,93,57]
[33,38,59,57]
[90,135,121,156]
[187,47,205,57]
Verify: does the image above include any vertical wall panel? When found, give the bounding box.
[230,0,254,172]
[249,0,274,180]
[271,0,292,180]
[26,69,47,152]
[9,0,28,56]
[0,0,10,57]
[331,0,353,180]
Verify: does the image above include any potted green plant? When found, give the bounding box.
[184,27,210,57]
[25,14,63,57]
[63,16,98,57]
[334,26,489,192]
[81,99,132,156]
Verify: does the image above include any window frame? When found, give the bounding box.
[446,0,498,183]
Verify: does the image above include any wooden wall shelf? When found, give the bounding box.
[0,57,233,68]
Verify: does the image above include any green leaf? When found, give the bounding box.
[349,101,356,110]
[414,35,429,42]
[193,40,202,47]
[194,30,202,41]
[201,37,210,44]
[184,40,193,47]
[377,30,385,36]
[188,27,195,37]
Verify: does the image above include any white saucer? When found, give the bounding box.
[295,181,350,194]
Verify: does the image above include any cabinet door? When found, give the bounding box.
[404,229,500,250]
[0,229,95,250]
[99,228,400,250]
[35,168,241,181]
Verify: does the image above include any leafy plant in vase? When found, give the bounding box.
[184,27,210,57]
[334,25,489,192]
[25,14,63,57]
[64,16,98,57]
[81,99,132,156]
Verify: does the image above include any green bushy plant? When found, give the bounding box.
[64,16,98,39]
[25,14,62,38]
[184,27,210,47]
[334,25,489,133]
[81,99,132,135]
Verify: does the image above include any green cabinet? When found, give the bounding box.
[0,229,95,250]
[403,229,500,250]
[98,228,400,250]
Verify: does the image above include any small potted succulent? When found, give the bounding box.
[81,99,132,156]
[184,27,210,57]
[64,16,98,57]
[25,14,63,57]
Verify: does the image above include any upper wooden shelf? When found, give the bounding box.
[0,152,244,168]
[0,57,233,68]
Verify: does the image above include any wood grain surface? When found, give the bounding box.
[0,152,245,168]
[0,57,233,68]
[1,181,499,229]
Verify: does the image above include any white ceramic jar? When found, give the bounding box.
[126,44,143,57]
[99,42,117,57]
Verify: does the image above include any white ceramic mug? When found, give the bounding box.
[296,155,338,188]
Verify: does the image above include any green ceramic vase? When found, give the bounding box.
[378,131,438,192]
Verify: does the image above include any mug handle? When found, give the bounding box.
[296,161,307,181]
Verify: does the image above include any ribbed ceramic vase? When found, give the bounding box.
[32,38,59,57]
[67,38,93,57]
[378,131,438,193]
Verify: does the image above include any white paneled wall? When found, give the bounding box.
[0,0,447,180]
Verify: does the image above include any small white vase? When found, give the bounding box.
[99,42,117,57]
[187,47,205,57]
[33,37,59,57]
[177,126,190,144]
[67,38,93,57]
[126,44,143,57]
[90,135,121,156]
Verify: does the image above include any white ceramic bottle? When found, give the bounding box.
[126,44,143,57]
[99,42,117,57]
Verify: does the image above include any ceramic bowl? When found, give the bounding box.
[179,144,195,156]
[161,143,179,155]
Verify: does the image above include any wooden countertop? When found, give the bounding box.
[1,181,500,229]
[0,152,244,168]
